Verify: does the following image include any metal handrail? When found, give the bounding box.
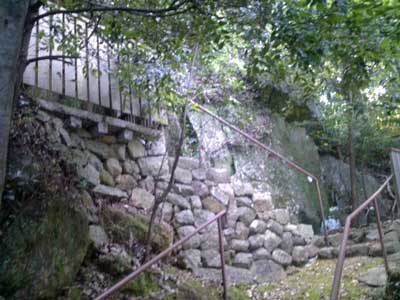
[189,100,328,244]
[95,100,331,299]
[94,209,228,300]
[330,175,393,300]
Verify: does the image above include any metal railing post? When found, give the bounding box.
[330,175,393,300]
[315,178,328,245]
[374,198,389,274]
[218,218,228,300]
[94,210,227,300]
[330,221,350,300]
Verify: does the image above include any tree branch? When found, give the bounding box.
[142,97,190,262]
[142,45,198,262]
[32,1,193,24]
[25,55,79,66]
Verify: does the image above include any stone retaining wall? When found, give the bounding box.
[168,160,318,274]
[38,104,319,279]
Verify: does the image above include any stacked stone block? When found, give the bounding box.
[39,107,319,276]
[169,161,319,272]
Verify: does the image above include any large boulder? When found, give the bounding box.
[0,197,89,299]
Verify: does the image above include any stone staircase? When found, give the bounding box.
[314,219,400,270]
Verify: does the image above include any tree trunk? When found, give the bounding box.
[0,1,39,207]
[348,91,358,211]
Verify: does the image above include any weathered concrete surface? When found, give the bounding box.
[36,98,161,139]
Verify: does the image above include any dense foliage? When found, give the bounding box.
[35,0,399,171]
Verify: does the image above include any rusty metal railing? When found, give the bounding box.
[94,209,228,300]
[330,175,393,300]
[189,100,328,244]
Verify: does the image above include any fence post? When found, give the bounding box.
[374,198,389,274]
[218,218,228,300]
[390,148,400,217]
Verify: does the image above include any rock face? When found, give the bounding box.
[188,103,328,229]
[320,155,382,214]
[10,102,328,294]
[188,111,234,173]
[0,198,89,299]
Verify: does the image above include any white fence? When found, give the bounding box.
[23,8,164,125]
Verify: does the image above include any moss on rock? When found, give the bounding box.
[146,280,248,300]
[0,196,89,299]
[100,207,173,252]
[121,272,159,296]
[385,270,400,300]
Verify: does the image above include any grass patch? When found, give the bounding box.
[257,257,384,300]
[122,272,159,297]
[258,283,279,293]
[229,283,250,300]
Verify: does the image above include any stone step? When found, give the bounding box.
[318,239,400,259]
[314,219,400,250]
